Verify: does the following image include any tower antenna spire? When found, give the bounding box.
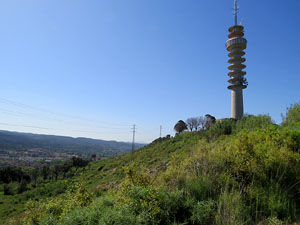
[234,0,239,26]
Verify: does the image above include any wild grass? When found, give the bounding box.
[3,103,300,224]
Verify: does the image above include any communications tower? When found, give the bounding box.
[226,0,247,119]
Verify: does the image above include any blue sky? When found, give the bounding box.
[0,0,299,143]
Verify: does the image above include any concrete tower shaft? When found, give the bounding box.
[226,24,247,119]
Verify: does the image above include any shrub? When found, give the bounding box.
[97,205,140,225]
[58,194,141,225]
[265,217,284,225]
[247,183,297,222]
[282,102,300,126]
[120,184,196,225]
[235,114,273,132]
[215,190,250,225]
[184,178,212,201]
[208,119,236,140]
[124,185,164,222]
[22,180,93,224]
[189,199,215,224]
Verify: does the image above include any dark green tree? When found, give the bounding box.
[205,114,216,129]
[71,157,89,170]
[17,179,28,194]
[174,120,188,133]
[30,168,39,186]
[40,166,50,180]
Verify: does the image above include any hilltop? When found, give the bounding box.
[1,103,300,224]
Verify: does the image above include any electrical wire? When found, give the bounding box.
[0,122,50,130]
[0,97,131,127]
[0,108,130,130]
[0,98,143,141]
[0,122,132,135]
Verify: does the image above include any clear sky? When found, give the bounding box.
[0,0,299,143]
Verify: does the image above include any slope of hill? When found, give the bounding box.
[1,132,202,224]
[1,104,300,225]
[0,130,145,157]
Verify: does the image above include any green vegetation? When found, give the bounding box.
[282,102,300,126]
[2,103,300,224]
[0,157,89,223]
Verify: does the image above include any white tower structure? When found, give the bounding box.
[226,0,248,120]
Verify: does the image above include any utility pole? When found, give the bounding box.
[160,125,162,138]
[131,124,136,153]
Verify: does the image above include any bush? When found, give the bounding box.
[198,115,273,142]
[57,195,140,225]
[235,114,273,132]
[248,183,297,221]
[200,119,235,142]
[215,190,250,225]
[184,178,212,201]
[282,102,300,126]
[22,180,93,224]
[189,199,215,224]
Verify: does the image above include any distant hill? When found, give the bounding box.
[0,130,145,157]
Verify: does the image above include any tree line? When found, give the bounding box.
[174,114,216,133]
[0,157,89,195]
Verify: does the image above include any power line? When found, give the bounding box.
[0,122,132,135]
[0,108,63,123]
[72,129,130,134]
[0,108,131,131]
[0,97,131,128]
[0,98,140,141]
[0,122,50,130]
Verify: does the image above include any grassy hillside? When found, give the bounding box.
[2,103,300,225]
[0,132,200,224]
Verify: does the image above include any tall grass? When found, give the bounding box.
[16,110,300,224]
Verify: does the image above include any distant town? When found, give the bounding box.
[0,148,78,167]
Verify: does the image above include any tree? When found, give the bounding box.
[53,164,62,180]
[30,168,39,186]
[71,157,89,170]
[40,166,50,180]
[174,120,187,133]
[17,179,28,194]
[205,114,216,129]
[198,116,206,130]
[186,117,200,131]
[0,166,30,184]
[60,162,73,178]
